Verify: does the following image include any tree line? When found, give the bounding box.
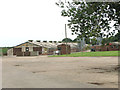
[57,0,120,45]
[62,31,120,45]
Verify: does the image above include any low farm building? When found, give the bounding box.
[91,42,120,51]
[57,44,71,55]
[7,41,79,56]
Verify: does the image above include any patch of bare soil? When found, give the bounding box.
[32,71,47,73]
[14,64,22,66]
[114,65,120,71]
[91,65,119,74]
[88,82,104,85]
[3,56,118,88]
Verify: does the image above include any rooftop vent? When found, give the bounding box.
[36,40,41,42]
[28,40,33,42]
[49,41,53,43]
[54,41,57,43]
[43,40,47,43]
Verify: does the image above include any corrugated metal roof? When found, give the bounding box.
[29,41,79,49]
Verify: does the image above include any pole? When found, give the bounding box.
[65,24,68,54]
[65,0,66,3]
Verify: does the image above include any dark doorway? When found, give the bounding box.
[26,47,29,52]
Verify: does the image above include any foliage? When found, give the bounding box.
[2,48,8,55]
[28,40,33,42]
[56,1,120,39]
[72,36,90,44]
[62,38,73,42]
[85,45,91,50]
[102,31,120,45]
[91,38,97,45]
[111,31,120,42]
[1,47,12,55]
[72,30,119,45]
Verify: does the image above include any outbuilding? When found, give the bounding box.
[91,42,120,51]
[8,42,42,56]
[57,44,71,55]
[7,40,81,56]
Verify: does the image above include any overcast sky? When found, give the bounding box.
[0,0,77,47]
[0,0,117,47]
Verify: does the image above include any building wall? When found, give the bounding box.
[47,48,57,55]
[42,47,48,55]
[29,46,33,52]
[13,48,22,55]
[8,42,80,56]
[91,45,120,51]
[22,47,26,52]
[71,48,79,52]
[33,47,42,55]
[12,42,42,56]
[7,48,13,56]
[57,44,71,55]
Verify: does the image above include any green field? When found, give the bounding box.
[2,48,9,55]
[0,48,2,56]
[0,47,12,56]
[50,51,119,57]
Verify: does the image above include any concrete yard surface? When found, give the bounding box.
[2,56,118,88]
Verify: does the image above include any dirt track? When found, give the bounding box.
[2,56,118,88]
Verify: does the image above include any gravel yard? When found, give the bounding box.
[2,56,118,88]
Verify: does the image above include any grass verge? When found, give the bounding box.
[49,51,119,57]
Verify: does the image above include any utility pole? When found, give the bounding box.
[65,24,68,54]
[65,0,66,3]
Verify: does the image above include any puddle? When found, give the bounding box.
[32,71,47,73]
[97,72,105,73]
[14,64,22,66]
[86,69,90,70]
[88,82,104,85]
[92,66,119,73]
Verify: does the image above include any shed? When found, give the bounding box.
[7,41,79,56]
[8,42,42,56]
[91,42,120,51]
[57,44,71,55]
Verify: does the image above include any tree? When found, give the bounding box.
[62,38,73,42]
[73,37,90,44]
[91,38,97,45]
[56,1,120,39]
[102,31,120,44]
[73,38,78,42]
[113,31,120,42]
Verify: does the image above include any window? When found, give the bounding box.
[26,47,29,52]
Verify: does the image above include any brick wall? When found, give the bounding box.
[33,47,42,55]
[92,45,120,51]
[13,48,22,55]
[57,44,71,55]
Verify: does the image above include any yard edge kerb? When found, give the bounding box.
[0,48,2,90]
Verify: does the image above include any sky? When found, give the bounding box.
[0,0,117,47]
[0,0,77,47]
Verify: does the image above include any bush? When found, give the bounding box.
[2,47,12,55]
[85,45,91,50]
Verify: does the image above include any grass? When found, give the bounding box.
[0,47,12,56]
[50,51,119,57]
[0,48,2,56]
[2,48,8,54]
